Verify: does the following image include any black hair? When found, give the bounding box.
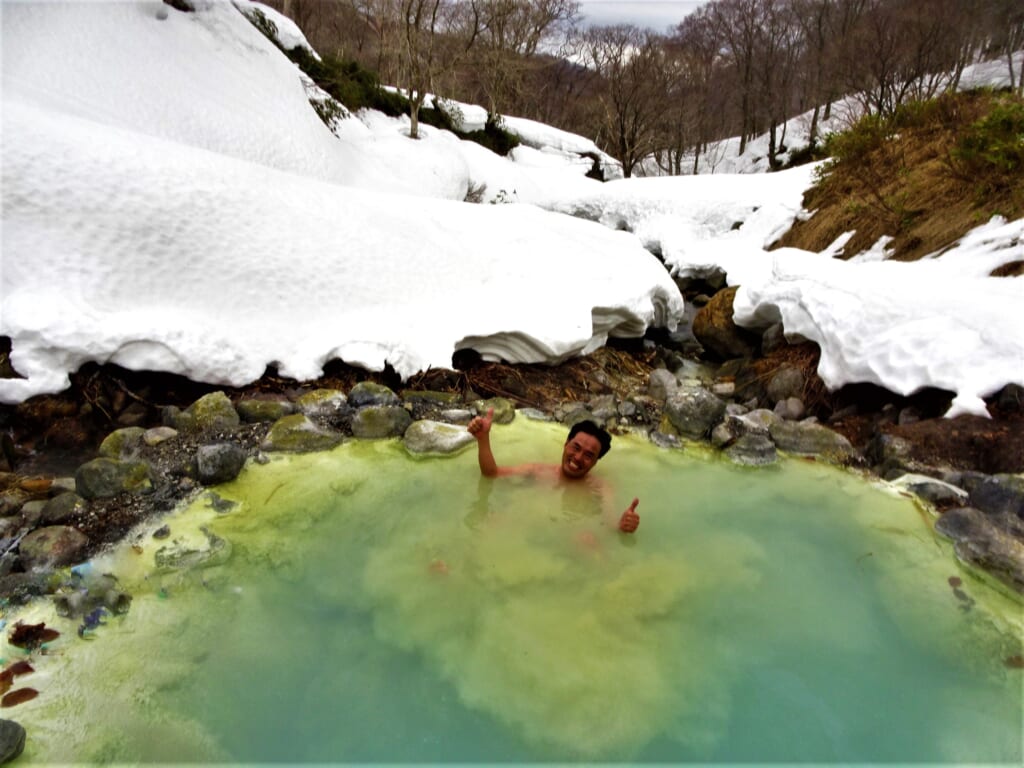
[566,420,612,458]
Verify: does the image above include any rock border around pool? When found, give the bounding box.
[1,377,1022,610]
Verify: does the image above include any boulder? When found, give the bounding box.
[647,369,678,403]
[473,397,516,424]
[295,389,347,419]
[664,386,727,439]
[196,443,247,485]
[725,433,778,466]
[768,419,860,464]
[935,507,1024,595]
[75,458,153,499]
[403,420,476,456]
[965,474,1024,537]
[401,390,461,407]
[351,406,413,439]
[98,427,145,459]
[19,525,90,570]
[143,426,178,446]
[890,474,969,507]
[348,382,400,408]
[166,391,240,434]
[40,492,88,525]
[0,719,26,764]
[773,397,806,421]
[766,365,806,405]
[261,414,343,453]
[691,287,760,360]
[236,398,295,423]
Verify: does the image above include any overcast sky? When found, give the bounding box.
[576,1,708,32]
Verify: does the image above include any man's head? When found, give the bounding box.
[561,420,611,479]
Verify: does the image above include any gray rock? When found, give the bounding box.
[664,386,727,439]
[935,507,1024,595]
[403,420,476,455]
[766,365,805,405]
[75,458,154,499]
[966,474,1024,536]
[261,414,343,453]
[167,391,240,433]
[196,443,247,485]
[348,381,399,408]
[18,500,47,527]
[761,322,787,355]
[19,525,90,570]
[401,390,461,407]
[647,369,678,403]
[441,408,475,423]
[295,389,347,419]
[649,431,682,449]
[725,433,778,466]
[236,398,296,423]
[0,719,26,764]
[518,408,552,421]
[351,406,413,439]
[768,419,859,463]
[588,395,618,422]
[890,474,969,507]
[40,492,88,525]
[143,426,178,446]
[773,397,806,421]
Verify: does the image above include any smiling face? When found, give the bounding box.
[560,432,602,479]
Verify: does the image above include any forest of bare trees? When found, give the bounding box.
[268,0,1024,175]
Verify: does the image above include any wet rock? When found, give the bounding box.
[154,526,231,572]
[75,458,154,499]
[236,398,295,423]
[725,433,778,466]
[890,474,968,507]
[166,391,239,434]
[348,381,399,408]
[663,386,727,439]
[965,474,1024,537]
[39,492,88,525]
[766,365,805,405]
[98,426,145,459]
[0,572,49,604]
[647,369,678,403]
[473,397,515,424]
[768,419,860,464]
[649,431,682,449]
[867,433,916,474]
[691,287,760,360]
[0,719,26,764]
[403,420,476,456]
[351,406,412,439]
[196,442,247,485]
[261,414,343,453]
[935,507,1024,594]
[19,525,90,570]
[295,389,347,419]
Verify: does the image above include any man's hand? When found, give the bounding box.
[619,498,640,533]
[467,407,494,440]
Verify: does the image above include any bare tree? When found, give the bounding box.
[708,0,762,155]
[581,25,668,177]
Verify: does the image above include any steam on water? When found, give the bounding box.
[7,420,1022,763]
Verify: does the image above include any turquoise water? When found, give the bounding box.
[5,419,1022,763]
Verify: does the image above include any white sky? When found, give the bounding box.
[577,1,708,32]
[1,0,1021,418]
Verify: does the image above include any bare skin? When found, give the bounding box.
[467,408,640,533]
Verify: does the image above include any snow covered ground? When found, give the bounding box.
[2,0,1021,418]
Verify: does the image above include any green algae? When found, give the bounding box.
[4,420,1022,763]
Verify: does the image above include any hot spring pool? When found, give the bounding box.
[4,418,1022,763]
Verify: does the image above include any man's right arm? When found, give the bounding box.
[467,408,499,477]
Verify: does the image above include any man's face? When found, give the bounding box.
[561,432,602,479]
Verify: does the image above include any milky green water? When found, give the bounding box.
[4,419,1022,764]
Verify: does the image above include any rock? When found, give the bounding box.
[761,322,786,355]
[116,401,149,427]
[711,381,735,397]
[236,398,295,423]
[647,369,678,403]
[773,397,806,421]
[473,397,515,424]
[98,427,145,459]
[517,408,551,421]
[966,474,1024,536]
[768,419,860,463]
[691,287,760,360]
[168,391,240,433]
[261,414,343,453]
[196,443,247,485]
[766,365,805,405]
[19,525,90,570]
[347,382,399,408]
[403,420,476,456]
[994,382,1024,413]
[39,492,88,525]
[155,526,231,572]
[401,390,461,407]
[0,719,26,763]
[75,458,153,499]
[441,408,475,423]
[143,426,178,446]
[867,433,916,473]
[935,507,1024,594]
[890,474,969,507]
[649,431,682,449]
[295,389,347,419]
[663,386,727,439]
[0,572,50,604]
[18,500,46,527]
[725,433,778,466]
[588,394,618,423]
[351,406,413,439]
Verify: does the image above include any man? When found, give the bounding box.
[467,408,640,533]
